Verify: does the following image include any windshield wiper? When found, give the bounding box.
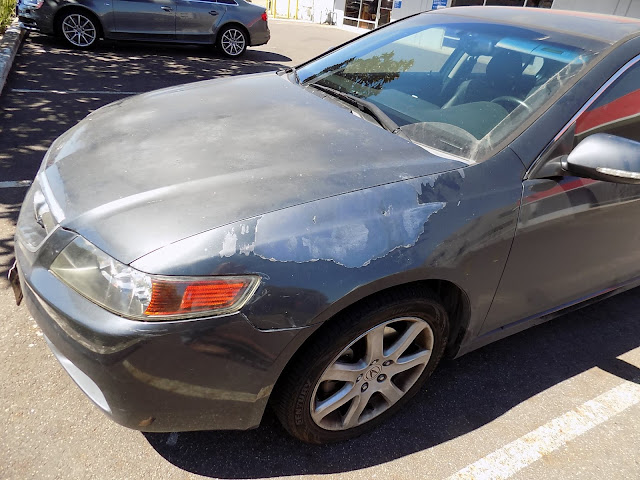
[277,66,300,84]
[307,83,410,140]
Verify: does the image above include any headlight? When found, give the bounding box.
[23,0,44,8]
[50,236,260,321]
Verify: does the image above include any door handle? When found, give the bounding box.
[161,6,173,11]
[209,10,219,15]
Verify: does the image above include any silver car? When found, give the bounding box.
[17,0,270,57]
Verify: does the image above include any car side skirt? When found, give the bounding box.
[455,275,640,358]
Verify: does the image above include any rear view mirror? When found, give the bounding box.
[564,134,640,184]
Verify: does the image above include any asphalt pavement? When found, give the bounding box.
[1,20,640,480]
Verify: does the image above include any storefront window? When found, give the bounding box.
[485,0,527,5]
[343,0,390,30]
[378,0,393,26]
[525,0,553,7]
[451,0,484,5]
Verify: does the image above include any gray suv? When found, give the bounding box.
[17,0,270,56]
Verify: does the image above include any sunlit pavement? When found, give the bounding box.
[1,21,640,480]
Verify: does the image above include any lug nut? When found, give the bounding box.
[377,374,387,382]
[356,374,363,382]
[361,382,369,392]
[382,360,393,366]
[371,359,379,365]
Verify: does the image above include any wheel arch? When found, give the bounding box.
[215,21,251,45]
[53,6,104,38]
[269,278,471,407]
[308,278,471,357]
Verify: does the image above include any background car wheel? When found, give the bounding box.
[57,10,100,49]
[217,26,248,57]
[272,287,449,444]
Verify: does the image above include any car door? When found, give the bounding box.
[175,0,227,43]
[113,0,176,39]
[482,55,640,335]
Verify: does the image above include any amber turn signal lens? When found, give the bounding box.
[144,277,259,318]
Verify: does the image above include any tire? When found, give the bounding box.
[272,288,449,444]
[57,10,100,50]
[217,25,248,57]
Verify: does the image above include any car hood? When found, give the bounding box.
[42,72,467,264]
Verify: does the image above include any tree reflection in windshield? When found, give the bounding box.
[305,52,414,97]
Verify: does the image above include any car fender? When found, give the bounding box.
[131,148,524,340]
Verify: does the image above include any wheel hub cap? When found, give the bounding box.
[364,365,382,381]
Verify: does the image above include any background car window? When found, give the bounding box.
[575,62,640,144]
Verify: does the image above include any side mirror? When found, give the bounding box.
[564,134,640,184]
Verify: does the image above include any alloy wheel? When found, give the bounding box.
[61,14,97,48]
[310,317,434,431]
[220,28,246,57]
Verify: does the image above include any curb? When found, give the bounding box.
[0,18,27,97]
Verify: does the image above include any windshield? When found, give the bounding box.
[297,13,606,161]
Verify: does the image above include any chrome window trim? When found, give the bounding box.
[524,53,640,180]
[182,0,237,4]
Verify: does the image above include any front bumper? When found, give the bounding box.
[14,204,311,432]
[17,1,55,35]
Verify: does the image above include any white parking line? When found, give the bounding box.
[446,379,640,480]
[11,88,141,95]
[0,180,32,189]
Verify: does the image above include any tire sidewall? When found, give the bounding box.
[287,296,448,444]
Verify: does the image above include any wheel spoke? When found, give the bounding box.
[385,321,426,360]
[321,360,367,382]
[387,349,431,376]
[312,383,357,420]
[364,326,385,363]
[342,389,373,428]
[379,382,404,405]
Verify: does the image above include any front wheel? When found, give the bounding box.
[57,11,99,49]
[217,26,248,57]
[272,289,449,444]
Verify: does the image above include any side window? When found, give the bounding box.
[575,61,640,145]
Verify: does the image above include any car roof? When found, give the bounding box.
[430,6,640,44]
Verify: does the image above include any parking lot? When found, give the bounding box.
[1,20,640,480]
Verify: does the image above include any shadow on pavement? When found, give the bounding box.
[145,288,640,478]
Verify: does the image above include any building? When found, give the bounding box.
[268,0,640,33]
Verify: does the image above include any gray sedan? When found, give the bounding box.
[10,7,640,444]
[16,0,269,56]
